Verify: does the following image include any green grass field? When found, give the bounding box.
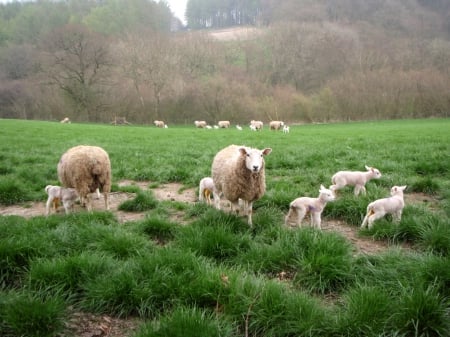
[0,118,449,336]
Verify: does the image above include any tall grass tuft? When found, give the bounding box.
[418,216,450,256]
[410,177,440,195]
[131,216,178,244]
[133,306,234,337]
[0,290,67,337]
[0,177,30,205]
[118,190,158,212]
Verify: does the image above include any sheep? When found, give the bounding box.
[236,125,242,131]
[57,145,111,212]
[361,185,407,229]
[249,124,257,131]
[330,165,382,196]
[250,120,263,131]
[60,117,71,124]
[284,185,335,229]
[269,121,284,130]
[45,185,78,215]
[218,120,231,128]
[212,144,272,225]
[282,125,290,133]
[213,125,219,129]
[199,177,214,205]
[194,120,207,128]
[154,120,165,128]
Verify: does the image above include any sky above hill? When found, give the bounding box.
[164,0,187,24]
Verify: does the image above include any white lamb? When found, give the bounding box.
[236,125,242,131]
[212,145,272,226]
[218,120,231,128]
[250,120,263,131]
[45,185,78,215]
[361,185,407,229]
[330,165,382,196]
[285,185,335,229]
[282,125,290,133]
[199,177,214,205]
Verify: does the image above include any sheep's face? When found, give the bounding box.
[366,165,382,179]
[239,147,272,173]
[319,185,335,202]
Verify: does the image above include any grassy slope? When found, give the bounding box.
[0,118,449,337]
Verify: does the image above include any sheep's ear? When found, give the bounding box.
[365,165,371,171]
[319,184,325,191]
[399,185,407,191]
[262,148,272,156]
[239,147,248,156]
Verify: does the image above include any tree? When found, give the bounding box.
[41,24,112,121]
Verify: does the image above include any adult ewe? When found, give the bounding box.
[212,145,272,225]
[57,145,111,212]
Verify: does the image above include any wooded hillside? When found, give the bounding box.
[0,0,449,124]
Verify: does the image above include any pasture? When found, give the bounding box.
[0,118,449,337]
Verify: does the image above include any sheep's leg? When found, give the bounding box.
[103,192,109,210]
[95,188,101,200]
[198,189,203,202]
[213,189,221,210]
[312,212,322,230]
[45,197,53,216]
[354,185,362,196]
[246,201,253,226]
[285,207,297,227]
[368,210,386,229]
[84,194,92,212]
[205,190,212,205]
[296,208,306,227]
[393,210,402,223]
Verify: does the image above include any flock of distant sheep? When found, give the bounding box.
[48,125,406,230]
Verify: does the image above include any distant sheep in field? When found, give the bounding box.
[361,185,407,229]
[236,125,242,131]
[57,145,111,212]
[285,185,335,229]
[218,121,231,128]
[269,121,284,130]
[249,124,257,131]
[195,120,207,128]
[250,120,263,131]
[45,185,78,215]
[199,177,214,205]
[60,117,71,124]
[212,144,272,226]
[330,165,382,196]
[282,125,290,133]
[213,125,219,129]
[154,120,165,128]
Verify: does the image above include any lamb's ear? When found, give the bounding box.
[262,148,272,156]
[400,185,407,191]
[365,165,371,171]
[319,184,326,191]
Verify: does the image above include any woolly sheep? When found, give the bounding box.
[199,177,214,205]
[195,120,207,128]
[285,185,335,229]
[212,144,272,225]
[218,120,231,128]
[154,120,165,128]
[330,165,382,196]
[250,120,263,131]
[45,185,78,215]
[60,117,71,124]
[269,121,284,130]
[361,185,407,229]
[57,145,111,212]
[282,125,290,133]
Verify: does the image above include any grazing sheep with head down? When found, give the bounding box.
[45,185,78,215]
[194,120,207,128]
[57,145,111,212]
[199,177,214,205]
[250,120,263,131]
[285,185,335,229]
[212,144,272,225]
[269,121,284,130]
[218,121,230,128]
[361,185,407,229]
[330,165,381,196]
[154,120,165,128]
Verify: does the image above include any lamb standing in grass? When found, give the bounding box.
[57,145,111,212]
[199,177,214,205]
[330,165,382,196]
[285,185,335,229]
[212,145,272,225]
[361,185,407,229]
[45,185,78,215]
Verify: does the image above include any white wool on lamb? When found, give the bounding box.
[250,120,263,131]
[45,185,78,215]
[330,165,381,196]
[199,177,214,205]
[236,125,243,131]
[361,185,407,229]
[285,185,335,229]
[57,145,111,212]
[282,125,290,133]
[212,144,272,226]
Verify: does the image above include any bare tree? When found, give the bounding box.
[41,24,112,121]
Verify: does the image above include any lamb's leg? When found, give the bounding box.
[297,208,306,227]
[354,185,362,196]
[285,207,296,227]
[312,213,322,230]
[368,210,386,229]
[45,197,53,216]
[393,210,402,223]
[246,201,253,226]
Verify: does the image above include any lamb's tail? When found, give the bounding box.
[45,185,52,194]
